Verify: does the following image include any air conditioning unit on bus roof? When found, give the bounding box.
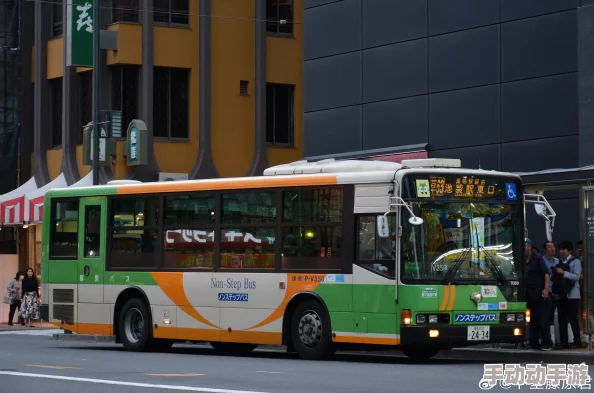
[401,158,461,168]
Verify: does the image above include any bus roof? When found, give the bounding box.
[45,159,520,198]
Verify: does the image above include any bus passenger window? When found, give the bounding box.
[84,205,101,257]
[49,200,79,259]
[356,215,396,278]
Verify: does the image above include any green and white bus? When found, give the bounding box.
[39,158,554,360]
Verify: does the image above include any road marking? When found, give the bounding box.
[0,329,62,336]
[0,371,270,393]
[256,371,281,374]
[146,373,204,377]
[25,364,81,370]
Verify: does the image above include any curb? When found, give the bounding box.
[51,334,594,364]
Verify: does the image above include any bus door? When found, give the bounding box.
[77,197,106,304]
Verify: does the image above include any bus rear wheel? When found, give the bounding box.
[210,342,258,355]
[290,300,335,360]
[119,298,152,352]
[401,346,440,361]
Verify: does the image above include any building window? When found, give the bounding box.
[108,197,160,270]
[153,67,189,139]
[154,0,189,25]
[52,0,63,37]
[80,71,92,143]
[266,84,294,146]
[50,78,63,147]
[49,200,79,260]
[281,188,344,271]
[266,0,293,35]
[112,0,139,22]
[112,66,139,138]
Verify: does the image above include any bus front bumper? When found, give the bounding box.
[400,325,525,347]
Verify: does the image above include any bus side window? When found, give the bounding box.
[356,215,396,278]
[84,206,101,257]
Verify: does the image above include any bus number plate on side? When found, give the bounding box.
[467,326,490,341]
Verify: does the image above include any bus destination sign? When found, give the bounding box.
[411,175,520,201]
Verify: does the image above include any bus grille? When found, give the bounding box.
[53,289,74,303]
[53,304,74,324]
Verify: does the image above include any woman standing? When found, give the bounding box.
[20,268,39,327]
[6,271,24,326]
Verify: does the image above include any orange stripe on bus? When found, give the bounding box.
[150,272,219,329]
[332,335,400,345]
[439,285,450,311]
[245,274,325,331]
[116,175,339,195]
[446,285,456,311]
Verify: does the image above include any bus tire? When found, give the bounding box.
[401,346,439,361]
[210,342,258,355]
[290,300,335,360]
[119,298,152,352]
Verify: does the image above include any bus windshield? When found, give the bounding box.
[400,201,523,283]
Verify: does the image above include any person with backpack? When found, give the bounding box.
[552,240,582,350]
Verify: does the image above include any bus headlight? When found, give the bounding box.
[416,315,426,324]
[516,313,524,322]
[429,315,438,324]
[506,314,516,322]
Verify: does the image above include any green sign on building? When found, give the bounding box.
[66,0,94,67]
[126,120,148,167]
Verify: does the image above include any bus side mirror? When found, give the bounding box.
[535,204,553,242]
[377,216,390,238]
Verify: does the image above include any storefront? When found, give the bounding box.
[0,171,93,323]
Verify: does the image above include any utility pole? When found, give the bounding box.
[92,0,100,185]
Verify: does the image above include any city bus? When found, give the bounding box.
[39,158,555,361]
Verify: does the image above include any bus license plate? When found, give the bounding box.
[467,326,490,341]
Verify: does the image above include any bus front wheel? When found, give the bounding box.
[401,346,440,361]
[119,298,152,352]
[290,300,335,360]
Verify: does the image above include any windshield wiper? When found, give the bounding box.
[480,245,508,286]
[442,248,469,284]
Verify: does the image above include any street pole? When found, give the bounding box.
[92,0,100,185]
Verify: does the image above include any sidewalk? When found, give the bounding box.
[0,321,56,331]
[50,332,594,364]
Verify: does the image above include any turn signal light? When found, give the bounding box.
[525,309,530,323]
[402,309,411,325]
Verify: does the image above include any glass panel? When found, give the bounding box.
[400,202,523,282]
[266,84,274,143]
[111,197,159,227]
[164,194,215,225]
[222,191,276,224]
[110,229,157,268]
[163,228,214,269]
[283,188,343,223]
[220,228,275,269]
[278,0,293,34]
[84,205,101,258]
[266,0,278,33]
[153,68,169,138]
[112,0,139,22]
[50,201,79,259]
[171,0,189,24]
[357,215,396,277]
[52,0,63,36]
[170,68,189,138]
[282,226,342,270]
[153,0,170,23]
[274,85,292,144]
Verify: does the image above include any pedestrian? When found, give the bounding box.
[6,271,25,326]
[552,240,582,349]
[19,268,40,328]
[542,241,559,334]
[524,238,552,351]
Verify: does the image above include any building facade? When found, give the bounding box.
[303,0,594,249]
[0,0,303,322]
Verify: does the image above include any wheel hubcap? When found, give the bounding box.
[298,310,322,348]
[124,308,144,344]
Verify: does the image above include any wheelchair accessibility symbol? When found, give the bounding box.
[505,183,517,201]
